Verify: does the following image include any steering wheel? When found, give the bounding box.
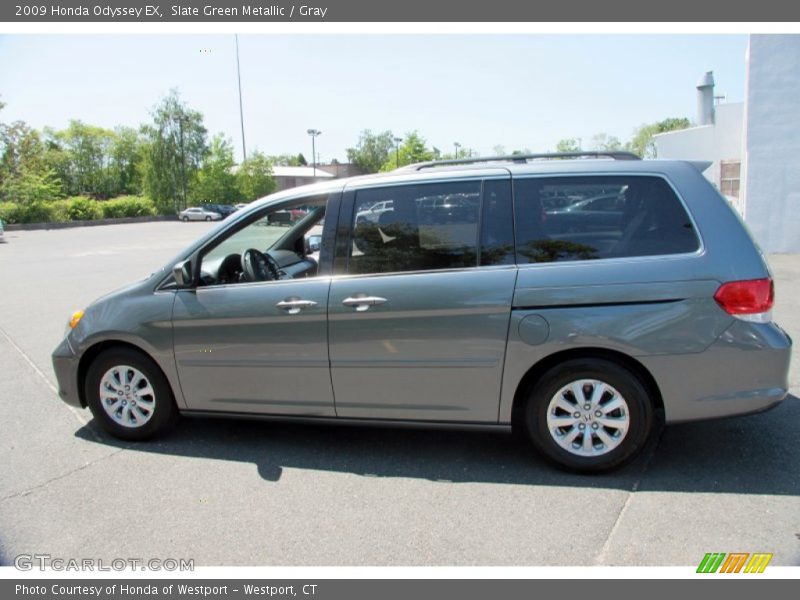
[241,248,281,282]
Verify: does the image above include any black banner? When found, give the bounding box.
[4,579,799,600]
[3,0,800,22]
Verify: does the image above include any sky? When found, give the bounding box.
[0,34,748,163]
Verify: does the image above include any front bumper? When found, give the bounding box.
[52,336,83,408]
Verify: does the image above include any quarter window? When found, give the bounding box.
[513,176,699,263]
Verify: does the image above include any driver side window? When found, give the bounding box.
[198,198,327,286]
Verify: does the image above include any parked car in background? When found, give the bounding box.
[53,151,791,473]
[204,204,237,218]
[234,203,249,211]
[0,217,4,241]
[178,207,222,222]
[545,192,625,233]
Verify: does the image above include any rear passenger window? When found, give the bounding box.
[513,176,699,263]
[348,181,481,274]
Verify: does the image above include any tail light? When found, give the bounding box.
[714,278,774,322]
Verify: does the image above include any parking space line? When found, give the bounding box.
[0,325,95,435]
[593,427,664,565]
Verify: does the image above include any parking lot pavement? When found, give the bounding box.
[0,222,798,566]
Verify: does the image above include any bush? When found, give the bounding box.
[65,196,101,221]
[100,196,157,218]
[0,195,157,224]
[0,201,61,224]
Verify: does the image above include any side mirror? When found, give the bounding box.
[172,259,194,288]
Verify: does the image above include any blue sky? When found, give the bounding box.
[0,34,748,162]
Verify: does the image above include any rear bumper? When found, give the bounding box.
[52,337,83,408]
[644,320,792,423]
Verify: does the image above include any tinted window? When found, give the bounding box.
[514,176,699,263]
[348,181,481,274]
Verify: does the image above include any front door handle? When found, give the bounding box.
[342,295,388,312]
[276,298,318,314]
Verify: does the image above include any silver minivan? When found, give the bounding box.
[52,153,792,472]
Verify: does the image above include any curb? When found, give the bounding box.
[5,215,179,231]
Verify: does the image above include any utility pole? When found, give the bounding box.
[178,116,188,211]
[307,129,321,176]
[454,142,461,159]
[394,136,402,166]
[235,34,247,162]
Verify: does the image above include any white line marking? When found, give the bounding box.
[0,326,92,430]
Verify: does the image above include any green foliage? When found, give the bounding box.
[555,138,581,153]
[346,130,395,173]
[100,196,157,218]
[191,134,239,205]
[45,120,118,198]
[626,117,691,158]
[65,196,102,221]
[380,131,434,171]
[141,90,207,214]
[590,133,622,151]
[110,127,144,196]
[267,153,304,166]
[0,167,62,204]
[236,151,276,202]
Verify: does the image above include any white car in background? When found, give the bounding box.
[179,207,222,222]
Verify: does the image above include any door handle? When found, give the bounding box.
[276,298,318,314]
[341,295,388,312]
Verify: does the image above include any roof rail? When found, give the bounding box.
[403,151,641,171]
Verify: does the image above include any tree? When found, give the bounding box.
[626,117,691,158]
[555,138,581,153]
[267,153,303,166]
[380,131,434,171]
[1,167,62,205]
[191,134,239,204]
[110,127,144,196]
[141,90,207,213]
[0,117,60,203]
[45,120,116,198]
[236,151,276,202]
[346,130,395,173]
[590,133,622,152]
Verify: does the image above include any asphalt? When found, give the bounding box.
[0,222,798,566]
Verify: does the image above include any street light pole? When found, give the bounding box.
[307,129,321,176]
[235,34,247,162]
[393,136,402,166]
[454,142,461,159]
[178,116,188,212]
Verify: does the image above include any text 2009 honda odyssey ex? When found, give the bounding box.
[52,152,792,472]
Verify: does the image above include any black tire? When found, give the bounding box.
[523,358,653,473]
[205,216,211,221]
[182,216,189,222]
[85,347,179,441]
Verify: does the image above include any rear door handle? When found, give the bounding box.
[276,298,318,314]
[342,295,388,311]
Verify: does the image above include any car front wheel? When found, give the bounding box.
[523,358,654,472]
[85,348,178,440]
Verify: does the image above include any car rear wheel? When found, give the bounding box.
[523,358,653,472]
[85,348,178,441]
[205,216,211,221]
[182,216,189,222]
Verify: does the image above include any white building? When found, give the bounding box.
[654,35,800,253]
